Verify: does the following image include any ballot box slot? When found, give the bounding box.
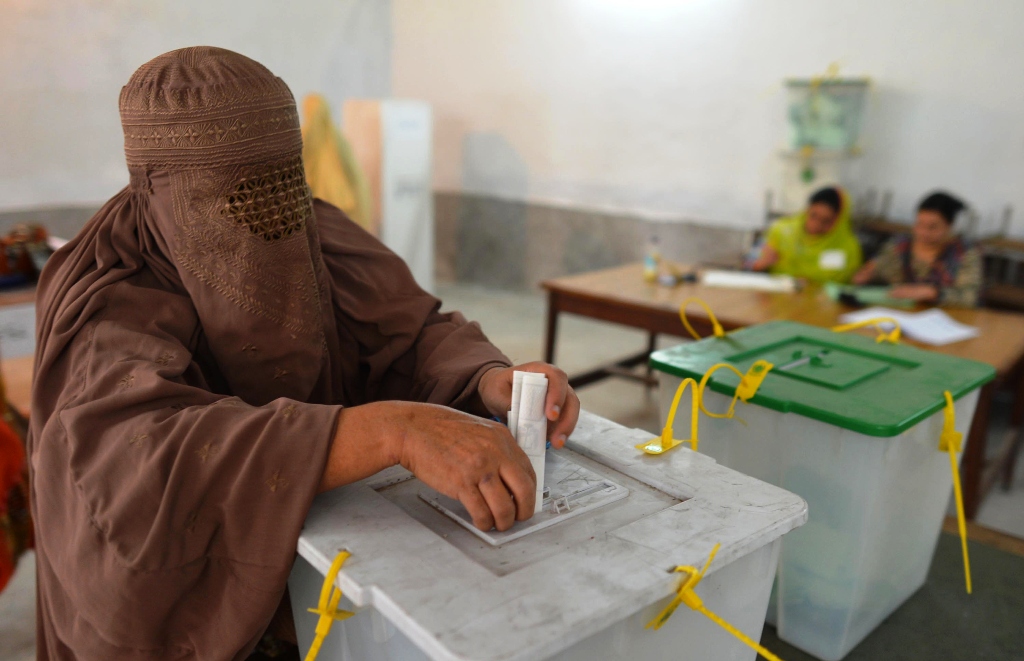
[373,449,683,576]
[420,453,629,547]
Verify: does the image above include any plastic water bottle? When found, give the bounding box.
[643,235,661,283]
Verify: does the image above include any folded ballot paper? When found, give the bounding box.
[838,306,980,346]
[508,371,547,514]
[701,269,798,293]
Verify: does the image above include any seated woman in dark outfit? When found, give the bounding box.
[852,191,982,306]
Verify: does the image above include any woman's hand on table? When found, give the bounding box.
[889,284,939,302]
[851,260,876,285]
[476,362,581,449]
[748,244,779,272]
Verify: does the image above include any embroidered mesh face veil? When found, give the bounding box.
[119,46,329,405]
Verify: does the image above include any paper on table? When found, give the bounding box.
[510,371,548,515]
[702,269,797,293]
[509,371,524,437]
[837,306,980,346]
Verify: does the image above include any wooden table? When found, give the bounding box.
[542,262,1024,519]
[0,286,37,309]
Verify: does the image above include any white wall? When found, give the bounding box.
[393,0,1024,232]
[0,0,390,211]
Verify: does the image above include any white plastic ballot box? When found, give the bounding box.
[289,411,807,661]
[651,320,995,660]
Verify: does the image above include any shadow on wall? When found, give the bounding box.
[320,0,392,109]
[456,132,529,288]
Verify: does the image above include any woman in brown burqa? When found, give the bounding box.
[29,47,579,660]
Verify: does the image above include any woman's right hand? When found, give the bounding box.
[319,401,536,532]
[851,260,876,285]
[748,244,779,272]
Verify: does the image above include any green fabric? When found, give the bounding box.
[766,190,863,283]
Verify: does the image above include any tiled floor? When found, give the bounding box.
[0,551,35,661]
[974,460,1024,538]
[2,282,1022,660]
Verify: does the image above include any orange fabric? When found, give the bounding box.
[0,417,26,592]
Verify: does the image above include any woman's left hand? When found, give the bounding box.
[889,284,939,302]
[477,362,580,448]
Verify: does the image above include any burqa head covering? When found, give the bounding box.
[116,46,328,405]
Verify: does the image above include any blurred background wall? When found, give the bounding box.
[0,0,391,214]
[3,0,1023,284]
[394,0,1024,230]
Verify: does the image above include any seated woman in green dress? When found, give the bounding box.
[749,186,862,284]
[852,192,982,307]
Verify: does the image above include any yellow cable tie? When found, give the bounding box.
[941,391,972,595]
[698,361,774,420]
[642,361,773,457]
[680,297,726,341]
[698,363,745,419]
[638,378,699,455]
[831,317,901,344]
[736,360,773,402]
[646,544,785,661]
[304,550,355,661]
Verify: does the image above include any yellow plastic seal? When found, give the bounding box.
[941,391,972,595]
[642,360,773,456]
[736,360,774,402]
[697,363,745,419]
[638,378,699,454]
[831,317,901,344]
[680,297,726,341]
[698,361,774,421]
[304,550,356,661]
[646,543,784,661]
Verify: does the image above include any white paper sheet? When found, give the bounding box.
[510,371,548,514]
[701,269,797,293]
[509,371,524,437]
[837,306,980,346]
